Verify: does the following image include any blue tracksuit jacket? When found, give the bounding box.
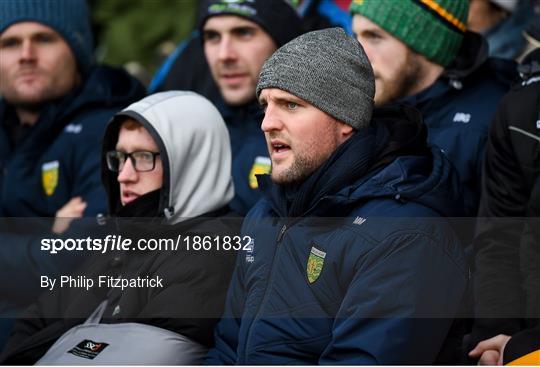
[0,65,145,217]
[399,32,516,215]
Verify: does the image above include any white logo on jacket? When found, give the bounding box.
[353,216,366,226]
[453,113,471,123]
[64,124,83,134]
[245,237,254,263]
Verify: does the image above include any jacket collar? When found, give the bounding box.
[217,99,264,125]
[399,32,490,107]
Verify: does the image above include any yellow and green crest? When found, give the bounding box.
[248,156,271,189]
[307,246,326,283]
[42,161,59,196]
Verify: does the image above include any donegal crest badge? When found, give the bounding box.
[42,161,59,196]
[307,246,326,283]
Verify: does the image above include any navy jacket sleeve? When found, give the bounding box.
[319,230,467,364]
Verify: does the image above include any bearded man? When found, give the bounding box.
[351,0,516,215]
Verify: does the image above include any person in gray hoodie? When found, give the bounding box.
[1,91,240,365]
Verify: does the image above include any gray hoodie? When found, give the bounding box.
[101,91,234,223]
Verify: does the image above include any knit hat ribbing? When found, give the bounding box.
[350,0,469,67]
[0,0,94,76]
[199,0,303,48]
[257,27,375,130]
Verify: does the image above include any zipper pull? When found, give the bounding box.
[277,224,287,243]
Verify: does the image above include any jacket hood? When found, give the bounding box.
[443,31,489,81]
[356,148,465,217]
[101,91,234,223]
[443,31,516,85]
[400,31,516,107]
[62,65,146,119]
[259,105,464,218]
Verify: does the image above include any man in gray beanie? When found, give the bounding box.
[0,0,144,348]
[206,28,468,364]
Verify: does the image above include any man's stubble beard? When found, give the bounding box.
[270,134,339,186]
[271,153,318,186]
[374,54,424,107]
[2,74,81,112]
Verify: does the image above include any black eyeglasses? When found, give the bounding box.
[106,150,160,172]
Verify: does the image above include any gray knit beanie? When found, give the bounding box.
[256,27,375,130]
[0,0,94,76]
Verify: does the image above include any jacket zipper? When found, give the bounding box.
[241,222,287,363]
[276,223,287,243]
[241,199,326,362]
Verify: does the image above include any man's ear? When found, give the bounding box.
[339,123,354,139]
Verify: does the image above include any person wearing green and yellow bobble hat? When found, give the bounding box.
[351,0,468,68]
[350,0,516,216]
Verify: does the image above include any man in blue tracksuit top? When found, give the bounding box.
[0,0,145,348]
[206,28,468,365]
[0,0,145,219]
[350,0,516,216]
[195,0,303,215]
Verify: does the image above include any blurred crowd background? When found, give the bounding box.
[89,0,198,84]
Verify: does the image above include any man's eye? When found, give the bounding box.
[0,39,19,48]
[287,102,298,110]
[235,28,255,38]
[134,152,153,162]
[35,34,56,43]
[203,31,220,43]
[363,31,383,42]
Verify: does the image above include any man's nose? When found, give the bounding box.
[217,36,237,62]
[117,158,138,183]
[19,39,37,63]
[261,105,283,133]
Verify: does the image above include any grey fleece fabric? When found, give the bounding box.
[112,91,234,224]
[256,27,375,129]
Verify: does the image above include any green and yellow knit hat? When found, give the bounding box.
[350,0,469,67]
